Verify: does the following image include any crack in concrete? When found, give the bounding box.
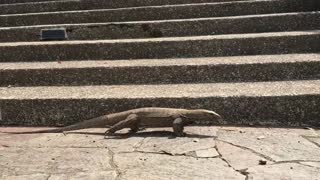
[133,137,146,151]
[106,147,122,180]
[271,160,320,169]
[159,146,218,157]
[297,162,320,169]
[301,135,320,148]
[214,144,247,179]
[118,149,220,159]
[216,139,275,162]
[117,138,220,158]
[45,174,52,180]
[274,160,320,164]
[119,150,186,157]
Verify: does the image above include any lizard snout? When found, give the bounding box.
[206,110,222,119]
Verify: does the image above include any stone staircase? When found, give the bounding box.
[0,0,319,127]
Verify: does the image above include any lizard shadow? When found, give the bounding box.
[68,131,216,139]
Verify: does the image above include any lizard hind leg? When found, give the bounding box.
[172,117,186,137]
[105,114,139,136]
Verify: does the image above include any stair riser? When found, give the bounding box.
[0,0,314,27]
[1,61,320,86]
[1,34,319,62]
[0,95,319,126]
[1,12,319,42]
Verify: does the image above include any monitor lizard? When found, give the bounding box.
[2,107,222,137]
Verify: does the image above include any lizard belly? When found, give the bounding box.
[139,117,173,128]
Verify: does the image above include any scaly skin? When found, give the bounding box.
[2,107,221,137]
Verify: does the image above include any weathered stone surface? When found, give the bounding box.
[1,174,49,180]
[193,148,219,158]
[1,127,319,179]
[0,147,114,177]
[137,135,216,155]
[1,172,116,180]
[216,141,271,170]
[0,127,217,153]
[0,128,146,152]
[217,127,320,162]
[115,152,244,180]
[246,163,320,180]
[0,128,46,147]
[184,126,218,137]
[109,127,217,155]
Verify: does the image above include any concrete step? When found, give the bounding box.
[0,0,64,5]
[0,0,316,27]
[0,31,319,62]
[0,0,244,5]
[0,0,254,14]
[1,54,319,87]
[0,80,319,126]
[0,0,81,15]
[1,12,319,42]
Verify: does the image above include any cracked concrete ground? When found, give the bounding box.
[0,127,319,180]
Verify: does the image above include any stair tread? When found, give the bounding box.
[1,80,319,99]
[1,54,319,70]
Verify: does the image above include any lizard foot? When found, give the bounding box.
[174,132,186,137]
[173,117,185,137]
[104,130,116,139]
[129,127,145,134]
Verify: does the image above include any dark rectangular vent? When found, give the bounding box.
[40,28,68,41]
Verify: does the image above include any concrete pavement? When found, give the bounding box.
[0,126,319,179]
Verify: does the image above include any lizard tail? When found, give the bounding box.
[1,128,64,134]
[1,115,109,134]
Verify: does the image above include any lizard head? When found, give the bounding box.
[184,109,222,121]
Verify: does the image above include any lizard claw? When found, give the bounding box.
[104,129,115,136]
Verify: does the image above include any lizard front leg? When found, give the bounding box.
[172,117,186,137]
[105,114,140,136]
